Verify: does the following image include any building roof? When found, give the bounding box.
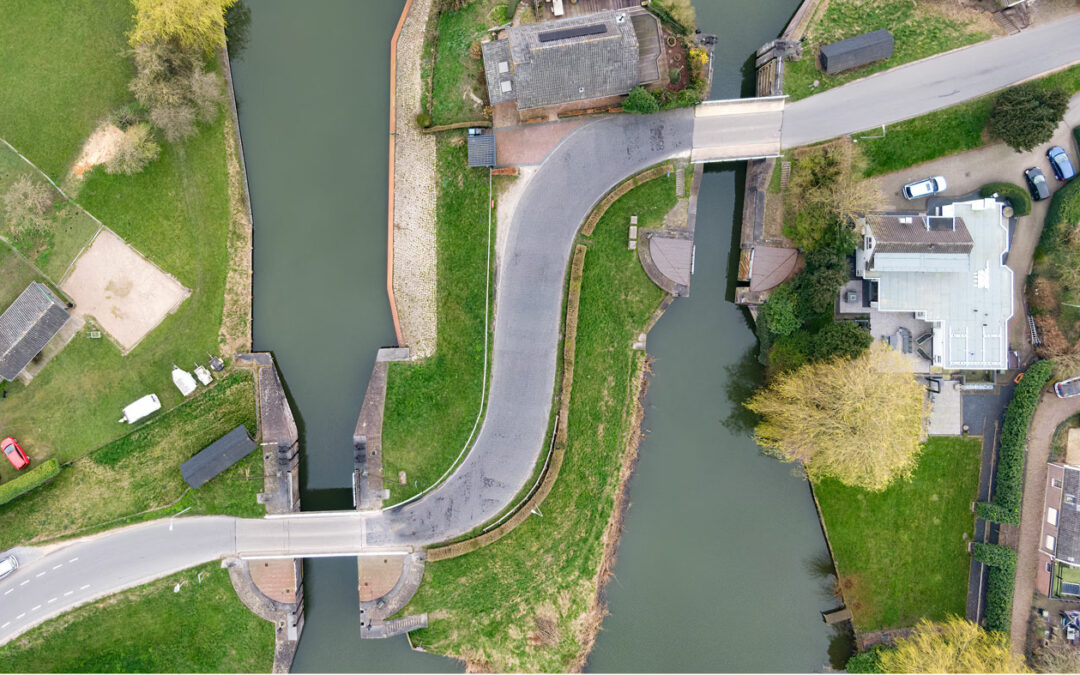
[180,425,257,489]
[482,10,641,111]
[0,282,70,381]
[1057,465,1080,565]
[859,199,1014,370]
[467,134,496,167]
[819,29,894,75]
[748,246,800,292]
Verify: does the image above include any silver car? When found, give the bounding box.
[0,555,18,580]
[1056,377,1080,399]
[902,175,947,200]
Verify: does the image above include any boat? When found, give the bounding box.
[119,394,161,424]
[172,365,197,396]
[194,364,213,386]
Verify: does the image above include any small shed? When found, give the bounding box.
[0,282,71,381]
[180,425,257,489]
[467,133,497,168]
[819,29,894,75]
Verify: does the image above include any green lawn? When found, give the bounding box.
[400,171,672,672]
[0,370,261,546]
[784,0,992,102]
[382,137,494,503]
[813,436,981,632]
[0,0,134,179]
[0,561,273,673]
[429,1,502,125]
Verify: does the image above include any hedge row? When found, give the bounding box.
[0,459,60,506]
[972,542,1017,633]
[979,182,1031,217]
[976,360,1053,525]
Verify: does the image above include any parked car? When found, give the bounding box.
[1026,167,1051,201]
[902,175,947,200]
[0,555,17,580]
[1056,376,1080,398]
[1048,146,1076,182]
[1,437,28,470]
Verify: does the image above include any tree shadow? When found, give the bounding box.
[225,1,252,60]
[721,344,764,436]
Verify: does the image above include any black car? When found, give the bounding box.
[1026,167,1050,201]
[1048,146,1076,182]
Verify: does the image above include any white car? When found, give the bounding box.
[1056,377,1080,399]
[902,175,947,200]
[0,555,18,580]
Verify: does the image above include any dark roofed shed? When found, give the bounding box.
[0,282,70,381]
[181,425,257,489]
[819,29,893,75]
[468,134,496,168]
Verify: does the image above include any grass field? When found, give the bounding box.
[784,0,993,102]
[813,436,981,631]
[399,171,672,672]
[0,561,273,672]
[381,137,495,504]
[0,370,261,545]
[429,1,502,125]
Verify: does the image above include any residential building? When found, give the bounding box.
[1040,462,1080,596]
[0,282,71,381]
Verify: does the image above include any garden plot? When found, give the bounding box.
[60,229,189,352]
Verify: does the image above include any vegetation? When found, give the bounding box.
[648,0,695,34]
[814,437,980,631]
[761,284,799,337]
[0,459,60,507]
[622,86,660,115]
[381,138,494,503]
[428,0,494,125]
[0,562,272,672]
[130,40,224,144]
[846,646,885,673]
[748,341,927,491]
[987,84,1069,153]
[104,123,160,175]
[1032,642,1080,673]
[401,170,673,671]
[979,182,1031,217]
[784,141,878,250]
[2,175,53,226]
[785,0,992,101]
[0,371,260,545]
[977,360,1053,525]
[972,543,1016,634]
[1030,176,1080,349]
[870,617,1029,673]
[129,0,236,54]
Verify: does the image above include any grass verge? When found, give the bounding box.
[813,436,981,632]
[0,561,273,672]
[429,1,501,125]
[398,170,673,671]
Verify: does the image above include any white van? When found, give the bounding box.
[119,394,161,424]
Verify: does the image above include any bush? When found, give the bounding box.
[763,284,799,337]
[104,123,160,175]
[976,360,1053,524]
[415,112,433,128]
[987,84,1069,152]
[0,459,61,506]
[846,646,885,673]
[972,543,1016,633]
[130,40,222,144]
[622,86,660,114]
[979,182,1031,217]
[813,320,872,362]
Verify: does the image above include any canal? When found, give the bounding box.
[231,0,838,671]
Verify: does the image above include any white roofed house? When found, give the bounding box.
[853,198,1014,371]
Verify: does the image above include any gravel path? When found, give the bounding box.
[392,0,437,359]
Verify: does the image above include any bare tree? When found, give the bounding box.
[2,175,54,227]
[104,123,160,175]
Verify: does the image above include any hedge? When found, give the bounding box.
[976,360,1053,525]
[972,542,1017,633]
[0,459,60,506]
[845,646,885,673]
[1074,125,1080,151]
[979,182,1031,217]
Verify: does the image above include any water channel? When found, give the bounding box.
[232,0,838,671]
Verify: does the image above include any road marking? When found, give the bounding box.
[15,614,24,620]
[0,622,8,629]
[63,590,73,597]
[52,564,62,570]
[3,589,12,595]
[79,584,90,590]
[47,597,57,604]
[30,605,40,612]
[19,580,29,586]
[68,557,78,563]
[34,572,45,578]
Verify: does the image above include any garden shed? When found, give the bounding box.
[180,425,257,489]
[819,29,893,75]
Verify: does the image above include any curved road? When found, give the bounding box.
[4,15,1080,644]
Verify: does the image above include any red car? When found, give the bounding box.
[2,437,29,470]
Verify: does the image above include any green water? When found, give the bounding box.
[233,0,838,671]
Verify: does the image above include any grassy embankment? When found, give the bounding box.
[399,172,674,671]
[425,0,506,126]
[0,562,273,672]
[813,436,981,632]
[784,0,993,102]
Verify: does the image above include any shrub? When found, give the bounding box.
[846,646,885,673]
[416,112,433,128]
[104,123,160,175]
[987,84,1069,152]
[979,182,1031,217]
[0,459,61,507]
[972,543,1016,633]
[1074,125,1080,151]
[813,320,872,362]
[976,360,1053,524]
[2,175,54,227]
[763,284,800,337]
[130,40,222,144]
[622,86,659,114]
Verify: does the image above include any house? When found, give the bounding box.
[1039,462,1080,596]
[0,282,71,381]
[481,9,661,119]
[851,198,1013,371]
[180,425,257,489]
[819,29,893,75]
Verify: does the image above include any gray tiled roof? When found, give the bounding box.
[0,282,70,381]
[482,10,640,111]
[181,425,257,489]
[866,214,973,255]
[1059,466,1080,564]
[468,134,496,167]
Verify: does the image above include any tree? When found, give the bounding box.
[129,40,222,143]
[745,341,928,491]
[104,123,160,175]
[988,84,1069,152]
[793,246,849,319]
[762,284,800,337]
[1032,642,1080,673]
[623,86,659,114]
[129,0,236,54]
[785,141,878,250]
[2,176,53,227]
[812,320,871,362]
[876,617,1030,673]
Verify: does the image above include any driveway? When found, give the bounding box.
[873,93,1080,364]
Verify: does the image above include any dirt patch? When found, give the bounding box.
[69,123,125,183]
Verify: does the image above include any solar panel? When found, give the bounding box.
[538,23,606,43]
[1063,582,1080,596]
